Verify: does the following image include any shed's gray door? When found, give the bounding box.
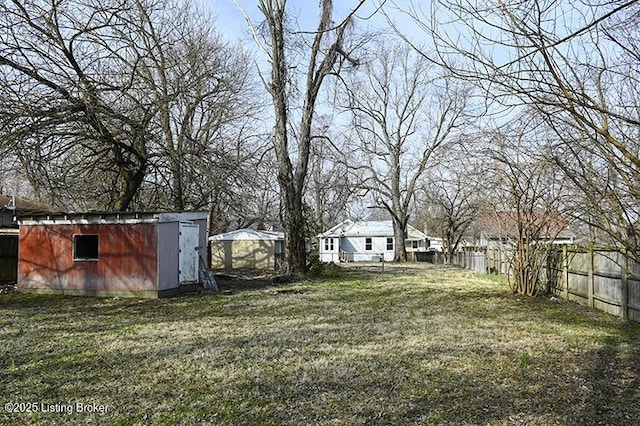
[179,222,199,284]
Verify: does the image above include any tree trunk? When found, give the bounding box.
[282,190,307,273]
[112,163,146,212]
[392,215,408,262]
[258,0,362,274]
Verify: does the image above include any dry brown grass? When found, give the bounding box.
[1,265,639,425]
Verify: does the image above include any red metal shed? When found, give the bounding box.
[17,211,208,298]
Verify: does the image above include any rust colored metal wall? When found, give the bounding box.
[18,223,158,296]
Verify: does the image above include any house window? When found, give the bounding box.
[324,238,334,251]
[365,237,372,251]
[412,240,418,249]
[386,237,393,251]
[73,235,99,261]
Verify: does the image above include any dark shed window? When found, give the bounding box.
[73,235,99,261]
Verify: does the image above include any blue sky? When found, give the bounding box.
[199,0,416,43]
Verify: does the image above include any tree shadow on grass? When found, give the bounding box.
[2,269,640,425]
[214,274,284,294]
[568,332,640,424]
[425,289,640,424]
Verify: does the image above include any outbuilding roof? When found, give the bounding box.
[209,228,284,241]
[17,211,209,225]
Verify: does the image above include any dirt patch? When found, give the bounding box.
[213,269,286,293]
[0,282,17,294]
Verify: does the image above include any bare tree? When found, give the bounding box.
[307,116,361,232]
[248,0,367,273]
[0,0,258,214]
[482,115,572,296]
[205,146,281,235]
[0,0,164,211]
[400,0,640,260]
[142,17,261,212]
[342,40,468,261]
[416,155,487,264]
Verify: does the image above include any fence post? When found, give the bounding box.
[587,244,594,308]
[622,249,629,320]
[563,245,569,300]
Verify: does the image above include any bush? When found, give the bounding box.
[307,250,324,277]
[307,251,343,278]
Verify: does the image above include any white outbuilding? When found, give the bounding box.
[209,228,285,270]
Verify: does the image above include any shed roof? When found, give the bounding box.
[209,228,284,241]
[319,220,427,240]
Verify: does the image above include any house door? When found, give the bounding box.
[179,222,199,284]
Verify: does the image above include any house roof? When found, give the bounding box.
[319,220,427,240]
[0,194,53,214]
[480,210,576,240]
[1,194,57,229]
[209,228,284,241]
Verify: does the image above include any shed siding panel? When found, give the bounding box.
[210,241,229,269]
[157,222,178,291]
[193,218,208,264]
[18,224,158,294]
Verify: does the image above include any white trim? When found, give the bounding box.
[19,217,159,226]
[209,228,284,241]
[18,211,208,226]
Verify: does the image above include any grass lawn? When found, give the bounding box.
[1,264,640,425]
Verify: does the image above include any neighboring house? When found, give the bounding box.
[461,211,577,275]
[318,219,439,262]
[474,210,576,247]
[0,194,52,283]
[18,211,208,298]
[209,228,285,271]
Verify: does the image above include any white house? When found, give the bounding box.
[318,220,441,262]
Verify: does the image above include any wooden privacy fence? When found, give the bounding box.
[454,246,511,275]
[545,245,640,322]
[458,245,640,322]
